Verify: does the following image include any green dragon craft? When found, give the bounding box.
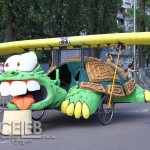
[0,51,150,121]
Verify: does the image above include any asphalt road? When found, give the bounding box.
[0,103,150,150]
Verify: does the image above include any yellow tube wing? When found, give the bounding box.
[0,32,150,55]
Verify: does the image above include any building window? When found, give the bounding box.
[117,19,124,26]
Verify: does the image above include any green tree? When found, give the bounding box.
[127,0,150,69]
[0,0,122,40]
[87,0,121,34]
[0,0,16,42]
[136,0,150,68]
[83,0,122,57]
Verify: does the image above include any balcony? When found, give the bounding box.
[122,0,132,9]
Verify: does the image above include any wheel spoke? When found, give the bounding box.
[98,95,114,125]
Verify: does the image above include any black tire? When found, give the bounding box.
[32,110,45,121]
[98,95,114,125]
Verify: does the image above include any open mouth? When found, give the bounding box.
[0,80,47,110]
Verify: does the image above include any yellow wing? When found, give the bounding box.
[0,32,150,55]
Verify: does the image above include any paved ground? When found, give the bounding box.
[0,103,150,150]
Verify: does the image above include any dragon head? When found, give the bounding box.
[0,51,66,110]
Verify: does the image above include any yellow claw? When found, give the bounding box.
[74,102,82,119]
[61,100,69,113]
[82,103,90,119]
[66,103,75,116]
[144,90,150,102]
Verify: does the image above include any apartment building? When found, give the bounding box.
[117,0,132,32]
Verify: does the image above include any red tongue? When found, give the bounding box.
[10,94,35,110]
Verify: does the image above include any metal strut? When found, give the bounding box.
[107,43,124,108]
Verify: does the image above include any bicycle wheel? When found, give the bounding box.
[98,95,114,125]
[32,110,45,121]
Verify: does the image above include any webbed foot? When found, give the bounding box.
[61,85,102,119]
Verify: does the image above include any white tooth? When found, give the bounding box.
[1,82,11,96]
[11,81,27,96]
[27,80,40,91]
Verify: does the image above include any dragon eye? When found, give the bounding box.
[5,63,9,67]
[17,62,20,67]
[4,55,21,71]
[17,52,37,72]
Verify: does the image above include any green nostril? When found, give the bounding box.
[2,71,18,76]
[11,71,18,75]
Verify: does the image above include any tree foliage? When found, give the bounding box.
[127,0,150,68]
[0,0,122,40]
[136,0,150,68]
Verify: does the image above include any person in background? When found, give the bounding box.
[106,54,113,63]
[120,64,125,70]
[127,64,136,78]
